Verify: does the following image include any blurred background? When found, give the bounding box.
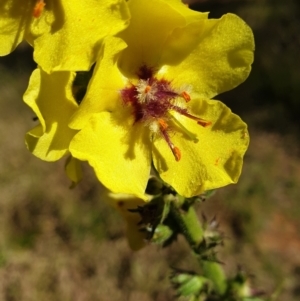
[1,0,300,300]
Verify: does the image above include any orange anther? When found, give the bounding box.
[197,120,212,127]
[144,85,151,93]
[177,111,212,128]
[158,119,168,131]
[181,91,191,102]
[33,0,45,18]
[172,146,181,162]
[214,158,220,166]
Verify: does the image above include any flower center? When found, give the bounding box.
[120,66,211,161]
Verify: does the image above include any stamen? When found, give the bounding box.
[181,91,191,102]
[167,113,198,142]
[197,119,212,127]
[136,80,157,103]
[120,66,209,162]
[176,110,212,127]
[158,119,168,131]
[172,146,181,161]
[33,0,45,18]
[158,119,181,161]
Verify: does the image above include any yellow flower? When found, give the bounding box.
[69,0,254,198]
[0,0,129,72]
[24,67,81,183]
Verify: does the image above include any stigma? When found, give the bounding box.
[120,66,211,161]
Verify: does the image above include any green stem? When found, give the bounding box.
[202,261,227,295]
[170,201,203,247]
[170,201,227,295]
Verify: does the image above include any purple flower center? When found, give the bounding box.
[120,66,211,161]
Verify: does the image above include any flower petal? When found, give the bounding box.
[106,193,148,250]
[70,111,151,199]
[23,67,78,161]
[69,36,127,130]
[164,13,254,99]
[152,98,249,197]
[160,0,208,23]
[118,0,207,77]
[33,0,130,72]
[0,0,33,55]
[65,155,82,187]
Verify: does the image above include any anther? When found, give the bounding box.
[145,85,151,93]
[179,111,212,127]
[158,119,168,131]
[197,120,212,127]
[33,0,45,18]
[158,120,181,162]
[172,146,181,161]
[181,91,191,102]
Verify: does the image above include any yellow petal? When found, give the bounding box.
[0,0,58,55]
[160,0,208,23]
[70,36,127,130]
[164,13,254,99]
[118,0,189,77]
[70,111,151,199]
[160,18,209,66]
[33,0,130,72]
[0,0,33,55]
[106,193,148,250]
[152,98,249,197]
[65,155,82,187]
[24,67,78,161]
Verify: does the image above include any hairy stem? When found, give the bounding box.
[170,200,227,295]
